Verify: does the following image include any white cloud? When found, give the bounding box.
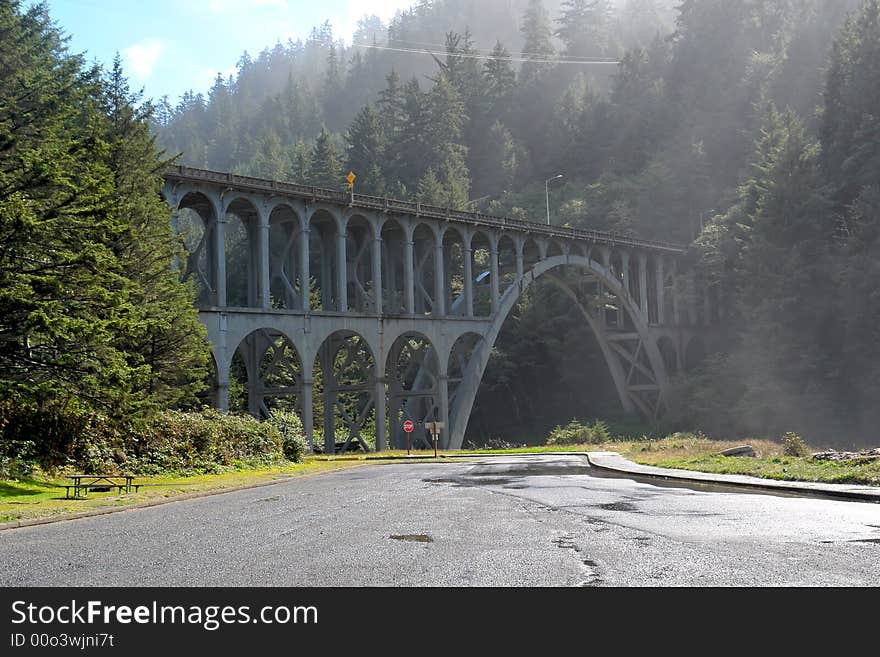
[123,40,165,81]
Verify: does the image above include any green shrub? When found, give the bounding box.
[546,419,614,446]
[128,409,284,474]
[267,409,307,462]
[781,432,809,457]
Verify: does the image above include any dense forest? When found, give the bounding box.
[3,0,880,455]
[155,0,880,447]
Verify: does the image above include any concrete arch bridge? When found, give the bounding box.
[163,167,713,452]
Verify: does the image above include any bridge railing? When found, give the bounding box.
[167,166,687,254]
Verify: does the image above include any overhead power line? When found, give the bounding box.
[352,43,619,66]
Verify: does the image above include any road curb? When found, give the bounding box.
[0,463,373,533]
[585,452,880,503]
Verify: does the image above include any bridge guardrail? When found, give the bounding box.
[166,166,688,254]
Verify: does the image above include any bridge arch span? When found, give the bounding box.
[445,254,669,449]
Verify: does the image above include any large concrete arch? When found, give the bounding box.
[445,254,670,449]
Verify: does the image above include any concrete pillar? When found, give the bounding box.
[620,251,631,295]
[687,273,697,326]
[638,252,649,319]
[703,282,712,327]
[258,207,271,309]
[439,374,450,450]
[321,347,336,453]
[214,213,227,308]
[464,247,474,318]
[372,236,382,315]
[299,227,310,312]
[374,377,386,452]
[515,240,524,281]
[600,246,611,271]
[215,381,229,412]
[336,229,347,313]
[489,246,500,314]
[656,257,665,326]
[434,242,445,316]
[671,258,680,326]
[404,239,415,315]
[302,380,314,451]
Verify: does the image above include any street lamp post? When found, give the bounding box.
[545,175,564,225]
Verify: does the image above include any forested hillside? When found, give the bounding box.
[153,0,880,447]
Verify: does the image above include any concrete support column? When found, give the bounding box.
[301,380,314,451]
[372,236,382,315]
[671,258,681,326]
[656,257,665,326]
[489,246,500,314]
[258,208,271,309]
[515,240,524,281]
[463,247,474,318]
[434,242,445,316]
[214,380,229,412]
[620,251,631,296]
[214,213,227,308]
[336,230,348,313]
[600,246,611,272]
[438,374,450,450]
[687,274,697,326]
[404,239,415,316]
[299,227,310,312]
[638,252,649,319]
[374,377,387,452]
[703,282,712,327]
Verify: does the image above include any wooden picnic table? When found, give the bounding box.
[65,474,140,499]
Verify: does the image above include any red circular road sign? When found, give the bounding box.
[403,420,415,433]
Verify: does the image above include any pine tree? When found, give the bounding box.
[345,104,386,195]
[556,0,613,59]
[520,0,556,84]
[483,42,517,107]
[102,56,209,410]
[308,127,342,188]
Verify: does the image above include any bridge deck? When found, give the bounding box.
[165,166,687,255]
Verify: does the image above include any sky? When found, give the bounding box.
[42,0,415,103]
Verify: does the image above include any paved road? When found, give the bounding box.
[2,455,878,586]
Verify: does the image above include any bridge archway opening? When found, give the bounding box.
[381,218,406,314]
[412,223,437,316]
[442,228,466,316]
[386,333,440,450]
[546,241,565,259]
[309,209,341,312]
[229,329,303,419]
[269,204,304,310]
[345,215,374,313]
[313,331,376,454]
[522,238,541,271]
[225,198,259,308]
[462,269,622,446]
[174,193,215,307]
[471,231,492,317]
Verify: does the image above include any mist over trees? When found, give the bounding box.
[150,0,880,447]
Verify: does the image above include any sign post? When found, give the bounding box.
[403,419,414,455]
[425,422,445,458]
[346,171,356,203]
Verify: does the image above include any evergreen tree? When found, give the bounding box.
[520,0,556,84]
[345,104,386,195]
[556,0,614,59]
[102,56,209,410]
[308,127,342,188]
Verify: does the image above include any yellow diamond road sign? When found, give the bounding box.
[346,171,356,187]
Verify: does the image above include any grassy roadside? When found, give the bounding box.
[0,457,387,525]
[461,437,880,486]
[3,437,877,526]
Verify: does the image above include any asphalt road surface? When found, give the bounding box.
[2,455,878,586]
